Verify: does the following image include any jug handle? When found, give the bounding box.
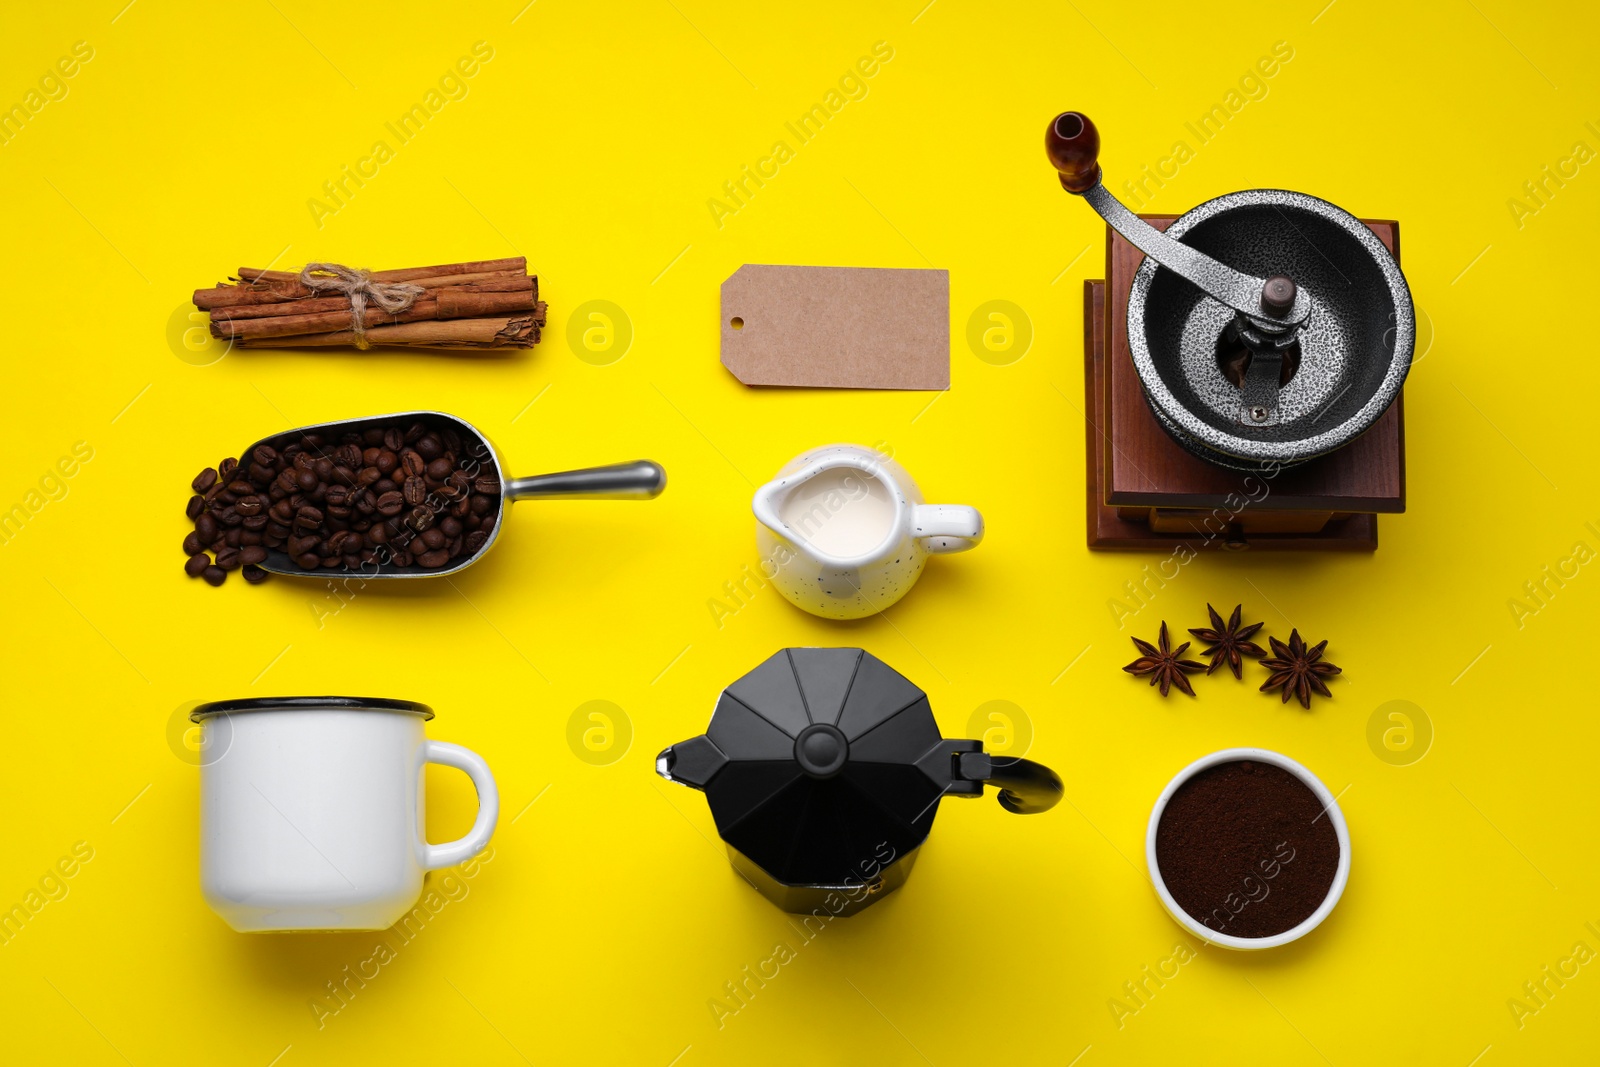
[913,504,984,554]
[957,751,1063,814]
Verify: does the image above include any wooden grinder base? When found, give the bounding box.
[1084,216,1406,552]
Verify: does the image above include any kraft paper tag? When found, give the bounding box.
[720,264,949,390]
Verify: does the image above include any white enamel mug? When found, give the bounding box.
[753,444,983,620]
[191,697,499,933]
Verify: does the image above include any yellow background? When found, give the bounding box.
[2,1,1597,1063]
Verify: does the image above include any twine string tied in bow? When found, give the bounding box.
[298,262,427,350]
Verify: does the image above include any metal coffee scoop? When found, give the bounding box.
[242,410,666,580]
[1047,111,1310,425]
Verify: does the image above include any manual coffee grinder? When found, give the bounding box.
[1047,112,1415,550]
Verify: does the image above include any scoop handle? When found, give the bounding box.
[506,460,666,501]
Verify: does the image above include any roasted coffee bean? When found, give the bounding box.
[400,449,426,478]
[186,494,205,519]
[218,457,238,479]
[409,505,436,532]
[202,565,227,586]
[195,512,218,541]
[253,444,279,466]
[441,427,462,453]
[193,467,219,492]
[383,427,403,451]
[402,476,426,506]
[376,491,404,516]
[451,494,472,518]
[469,494,492,516]
[294,469,317,492]
[334,444,362,469]
[293,505,322,529]
[326,530,356,555]
[360,428,384,447]
[391,549,414,567]
[276,469,300,493]
[415,434,442,461]
[295,552,320,570]
[239,546,267,566]
[242,514,268,530]
[480,515,496,536]
[323,485,350,507]
[367,522,389,544]
[357,466,382,487]
[440,517,463,539]
[185,553,211,577]
[448,535,464,558]
[242,564,269,584]
[353,488,377,515]
[424,457,452,480]
[420,528,447,551]
[235,497,263,517]
[292,452,314,472]
[404,422,426,444]
[266,521,292,539]
[465,513,481,531]
[330,465,355,487]
[473,476,500,495]
[183,530,205,556]
[215,547,242,571]
[417,548,451,568]
[217,507,243,527]
[248,462,276,484]
[224,528,242,548]
[376,450,399,475]
[239,530,262,546]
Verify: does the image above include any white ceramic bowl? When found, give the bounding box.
[1145,747,1350,950]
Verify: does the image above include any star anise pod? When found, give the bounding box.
[1188,603,1266,679]
[1123,621,1207,697]
[1259,629,1342,709]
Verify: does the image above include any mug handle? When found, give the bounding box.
[913,504,984,554]
[421,741,500,870]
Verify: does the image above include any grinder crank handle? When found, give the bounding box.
[1047,111,1309,332]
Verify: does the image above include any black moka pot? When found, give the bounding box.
[656,648,1062,916]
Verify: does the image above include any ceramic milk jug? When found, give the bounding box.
[753,444,983,620]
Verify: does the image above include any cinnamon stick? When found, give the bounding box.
[212,289,539,340]
[235,311,545,349]
[209,277,536,322]
[193,270,531,310]
[236,257,524,284]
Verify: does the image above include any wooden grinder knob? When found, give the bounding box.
[1046,111,1101,193]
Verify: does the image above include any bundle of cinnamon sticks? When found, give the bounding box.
[193,257,546,349]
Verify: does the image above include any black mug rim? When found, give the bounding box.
[190,696,435,722]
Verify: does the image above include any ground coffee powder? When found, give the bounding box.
[1155,760,1339,939]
